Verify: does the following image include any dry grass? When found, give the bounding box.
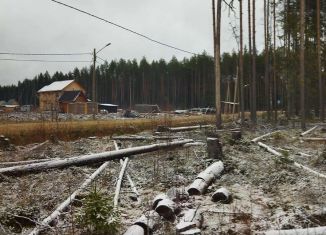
[0,115,216,145]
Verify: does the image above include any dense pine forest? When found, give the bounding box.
[0,0,325,115]
[0,51,263,110]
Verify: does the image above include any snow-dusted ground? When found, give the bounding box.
[0,124,325,234]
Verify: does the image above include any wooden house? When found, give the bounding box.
[58,90,87,113]
[37,80,86,112]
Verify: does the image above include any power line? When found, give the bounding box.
[49,0,197,55]
[0,58,91,63]
[0,52,91,56]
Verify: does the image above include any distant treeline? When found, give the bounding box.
[0,51,268,110]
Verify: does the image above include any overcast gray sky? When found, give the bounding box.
[0,0,265,86]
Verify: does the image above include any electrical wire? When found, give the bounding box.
[0,52,91,56]
[48,0,197,55]
[0,58,91,63]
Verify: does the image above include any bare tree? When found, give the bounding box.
[252,0,257,124]
[300,0,305,130]
[239,0,245,124]
[273,0,277,123]
[248,0,253,123]
[264,0,271,120]
[317,0,323,121]
[213,0,222,128]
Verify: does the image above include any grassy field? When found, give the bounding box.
[0,115,217,145]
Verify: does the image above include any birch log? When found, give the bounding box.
[113,141,140,198]
[302,137,326,142]
[169,125,212,132]
[257,142,326,179]
[211,187,231,203]
[188,161,224,195]
[29,160,112,235]
[113,157,130,208]
[0,158,59,167]
[257,142,283,157]
[251,130,281,143]
[113,135,179,141]
[124,210,160,235]
[263,226,326,235]
[300,125,318,137]
[0,139,192,176]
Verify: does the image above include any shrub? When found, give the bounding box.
[76,187,120,235]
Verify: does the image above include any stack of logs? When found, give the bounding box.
[124,159,231,235]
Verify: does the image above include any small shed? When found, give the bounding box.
[58,90,87,113]
[1,105,19,113]
[98,104,118,113]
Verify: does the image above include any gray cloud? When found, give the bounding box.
[0,0,265,86]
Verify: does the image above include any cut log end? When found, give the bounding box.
[211,187,231,204]
[155,199,177,222]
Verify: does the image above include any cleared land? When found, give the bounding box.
[0,117,326,234]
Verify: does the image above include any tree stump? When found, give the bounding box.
[0,136,13,151]
[231,131,242,141]
[207,138,223,159]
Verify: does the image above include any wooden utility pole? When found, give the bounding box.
[213,0,222,128]
[317,0,323,121]
[239,0,245,124]
[300,0,305,130]
[252,0,257,125]
[92,48,96,103]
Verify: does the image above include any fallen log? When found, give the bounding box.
[262,226,326,235]
[293,162,326,179]
[155,198,178,221]
[211,187,231,203]
[124,225,144,235]
[0,139,192,176]
[29,160,112,235]
[256,142,326,179]
[258,142,283,157]
[215,128,241,132]
[0,158,59,167]
[251,130,281,143]
[152,194,169,209]
[124,210,160,235]
[113,157,130,208]
[184,142,205,147]
[300,125,319,137]
[188,161,224,195]
[302,137,326,142]
[169,125,212,132]
[112,135,179,141]
[113,141,140,199]
[298,152,313,157]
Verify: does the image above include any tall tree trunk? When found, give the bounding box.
[300,0,306,130]
[264,0,271,120]
[273,0,277,123]
[239,0,245,124]
[252,0,257,124]
[214,0,222,128]
[248,0,253,123]
[317,0,323,121]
